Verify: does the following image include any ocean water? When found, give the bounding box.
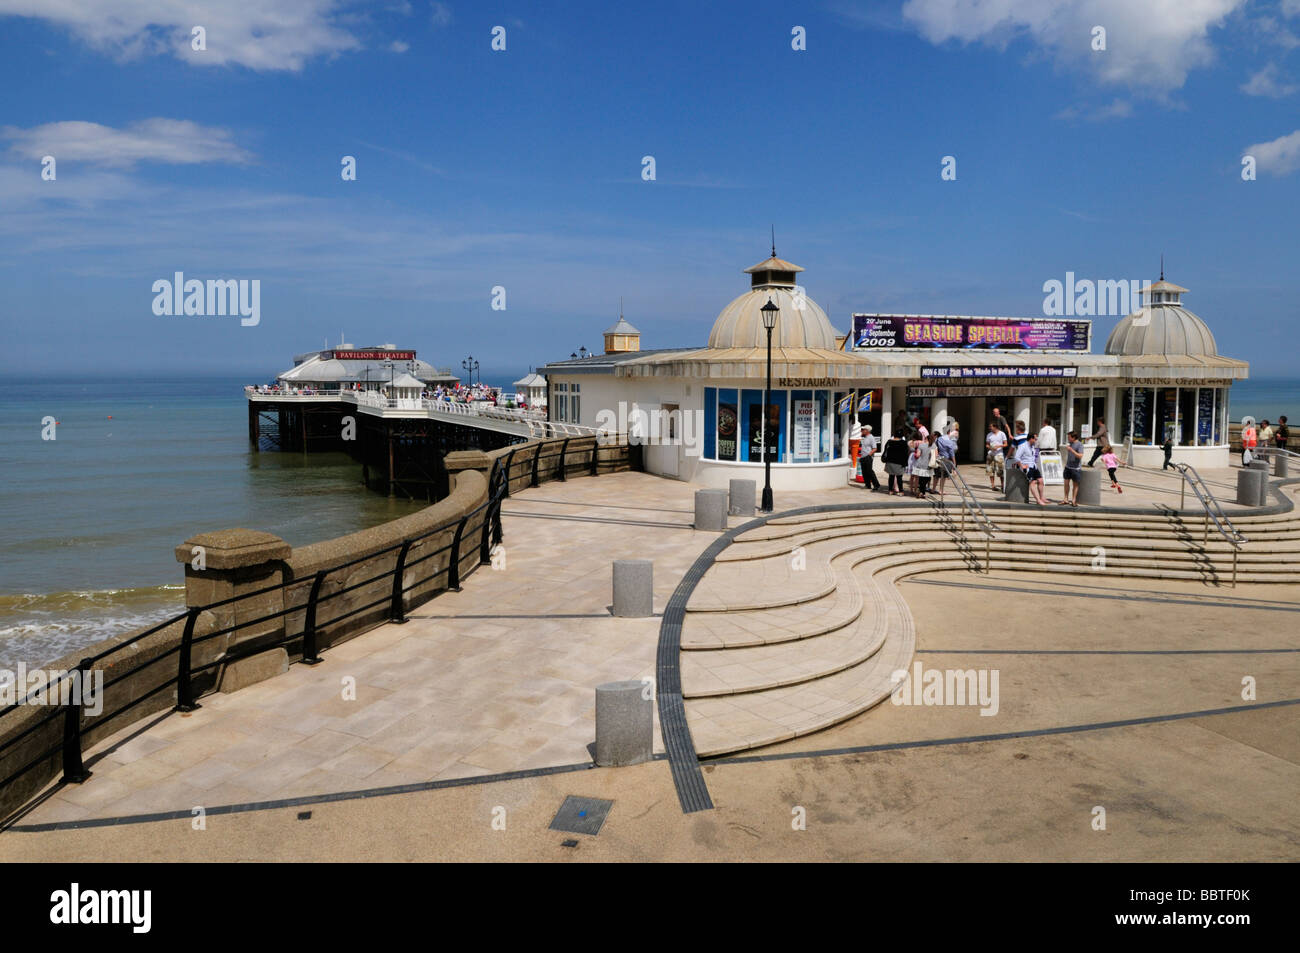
[1227,377,1300,424]
[0,377,426,674]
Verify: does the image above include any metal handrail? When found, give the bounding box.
[942,463,998,572]
[0,434,623,812]
[1169,462,1247,588]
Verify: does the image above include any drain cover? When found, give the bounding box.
[549,796,613,836]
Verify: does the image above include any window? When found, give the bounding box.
[704,387,717,459]
[554,382,570,422]
[570,382,580,424]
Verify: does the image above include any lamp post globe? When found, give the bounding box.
[760,296,779,513]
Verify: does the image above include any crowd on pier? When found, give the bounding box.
[847,405,1138,506]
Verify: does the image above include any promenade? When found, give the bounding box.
[2,464,1297,861]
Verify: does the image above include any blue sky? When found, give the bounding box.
[1,0,1297,381]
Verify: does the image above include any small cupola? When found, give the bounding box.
[603,303,640,354]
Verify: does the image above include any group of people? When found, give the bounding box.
[985,410,1125,503]
[1240,416,1289,465]
[851,405,1129,505]
[851,414,959,498]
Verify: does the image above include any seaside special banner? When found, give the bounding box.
[853,315,1089,351]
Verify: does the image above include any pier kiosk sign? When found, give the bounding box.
[853,315,1089,351]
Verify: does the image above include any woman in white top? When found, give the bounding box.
[913,432,937,496]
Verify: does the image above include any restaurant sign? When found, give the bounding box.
[853,315,1089,351]
[777,377,840,387]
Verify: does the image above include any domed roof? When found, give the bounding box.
[1105,278,1217,357]
[708,254,839,349]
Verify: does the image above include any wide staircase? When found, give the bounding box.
[680,479,1300,757]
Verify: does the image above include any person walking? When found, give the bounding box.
[1011,420,1028,455]
[1276,416,1289,452]
[986,420,1007,492]
[1088,418,1109,466]
[907,431,922,497]
[935,427,957,498]
[849,415,863,483]
[990,406,1012,451]
[1037,417,1057,452]
[860,424,881,491]
[1060,431,1084,506]
[1162,433,1175,470]
[913,432,937,497]
[882,431,909,495]
[1015,433,1047,505]
[1101,445,1124,493]
[1242,419,1258,466]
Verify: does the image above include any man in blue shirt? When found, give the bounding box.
[1015,433,1046,505]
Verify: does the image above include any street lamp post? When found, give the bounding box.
[760,296,779,512]
[462,355,480,386]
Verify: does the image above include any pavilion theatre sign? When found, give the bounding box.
[326,350,417,361]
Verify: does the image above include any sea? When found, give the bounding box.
[0,374,1295,674]
[0,374,525,677]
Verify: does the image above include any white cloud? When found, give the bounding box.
[390,40,410,53]
[1,119,254,168]
[1283,0,1300,17]
[1055,97,1133,120]
[0,0,362,71]
[430,2,452,28]
[901,0,1244,96]
[1241,63,1297,96]
[1244,129,1300,175]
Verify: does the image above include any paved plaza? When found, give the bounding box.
[2,464,1297,860]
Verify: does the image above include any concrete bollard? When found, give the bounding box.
[694,488,728,531]
[595,680,653,767]
[1276,453,1289,478]
[1076,467,1101,506]
[1004,464,1029,503]
[1236,468,1265,507]
[612,559,653,618]
[728,479,756,517]
[1249,458,1269,472]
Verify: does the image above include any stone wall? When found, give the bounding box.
[0,435,631,821]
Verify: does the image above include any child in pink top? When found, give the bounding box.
[1101,447,1123,493]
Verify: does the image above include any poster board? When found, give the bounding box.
[794,399,816,459]
[1038,451,1064,485]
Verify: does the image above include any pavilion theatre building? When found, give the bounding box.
[539,255,1247,491]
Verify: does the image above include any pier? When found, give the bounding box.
[246,387,602,500]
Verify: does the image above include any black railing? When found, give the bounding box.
[0,440,627,818]
[0,435,628,818]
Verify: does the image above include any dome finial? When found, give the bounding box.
[1160,254,1164,282]
[771,224,776,259]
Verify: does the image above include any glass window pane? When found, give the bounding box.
[791,390,813,462]
[704,387,717,460]
[1156,388,1178,445]
[771,390,788,463]
[718,388,738,461]
[1195,388,1212,446]
[817,391,832,462]
[741,389,763,462]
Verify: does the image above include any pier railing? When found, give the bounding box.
[0,434,630,823]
